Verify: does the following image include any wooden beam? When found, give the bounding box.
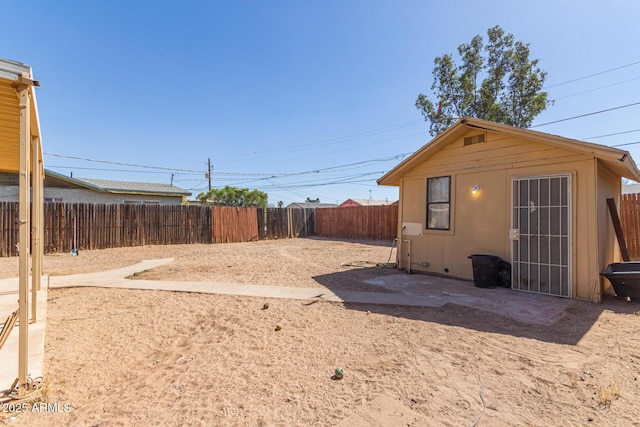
[607,198,630,262]
[17,73,41,88]
[17,83,31,389]
[31,137,43,322]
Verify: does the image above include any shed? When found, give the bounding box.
[378,117,640,302]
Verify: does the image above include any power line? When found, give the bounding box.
[545,60,640,89]
[218,120,425,162]
[531,101,640,128]
[551,77,640,101]
[44,153,206,174]
[246,132,424,169]
[47,165,176,174]
[611,141,640,148]
[583,128,640,140]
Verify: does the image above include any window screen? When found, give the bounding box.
[427,176,450,230]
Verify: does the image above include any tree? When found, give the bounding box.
[415,25,551,136]
[197,186,268,208]
[277,201,284,208]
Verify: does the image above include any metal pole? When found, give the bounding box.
[402,239,411,274]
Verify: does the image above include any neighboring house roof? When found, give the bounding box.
[286,202,338,209]
[340,198,396,207]
[623,184,640,194]
[44,170,191,197]
[378,117,640,186]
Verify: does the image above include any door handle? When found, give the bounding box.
[509,229,519,240]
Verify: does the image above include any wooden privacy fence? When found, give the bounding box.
[0,202,18,257]
[212,206,259,243]
[0,202,401,256]
[620,194,640,259]
[257,208,315,240]
[45,203,213,253]
[0,202,214,256]
[315,205,398,240]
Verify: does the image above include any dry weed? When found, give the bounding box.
[597,381,621,407]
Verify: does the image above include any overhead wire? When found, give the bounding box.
[41,62,640,200]
[551,77,640,102]
[545,60,640,89]
[44,153,206,174]
[582,128,640,140]
[531,101,640,128]
[217,119,425,162]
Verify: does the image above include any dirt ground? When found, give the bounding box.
[0,237,639,426]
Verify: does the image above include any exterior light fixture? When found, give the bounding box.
[472,185,480,194]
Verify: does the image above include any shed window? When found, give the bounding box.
[426,176,450,230]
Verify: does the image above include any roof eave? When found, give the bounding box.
[377,118,469,186]
[104,188,191,197]
[45,170,107,193]
[377,116,640,186]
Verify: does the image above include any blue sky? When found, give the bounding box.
[2,1,640,205]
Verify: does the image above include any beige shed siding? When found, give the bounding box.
[454,169,508,278]
[397,129,604,300]
[404,131,594,178]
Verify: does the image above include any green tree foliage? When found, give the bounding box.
[415,25,551,136]
[197,186,268,208]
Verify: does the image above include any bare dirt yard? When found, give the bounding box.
[0,237,639,426]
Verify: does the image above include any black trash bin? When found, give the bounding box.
[498,260,512,288]
[468,254,501,288]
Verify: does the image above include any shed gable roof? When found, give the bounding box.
[378,117,640,186]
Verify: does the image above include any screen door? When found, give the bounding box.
[511,175,571,297]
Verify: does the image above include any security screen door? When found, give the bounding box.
[511,175,571,297]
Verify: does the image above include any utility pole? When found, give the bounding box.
[207,157,212,191]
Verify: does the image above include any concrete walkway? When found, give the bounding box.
[0,279,47,394]
[45,258,572,326]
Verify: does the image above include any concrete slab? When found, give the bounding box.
[0,278,47,392]
[363,274,572,325]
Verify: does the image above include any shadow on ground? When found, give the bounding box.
[312,266,638,345]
